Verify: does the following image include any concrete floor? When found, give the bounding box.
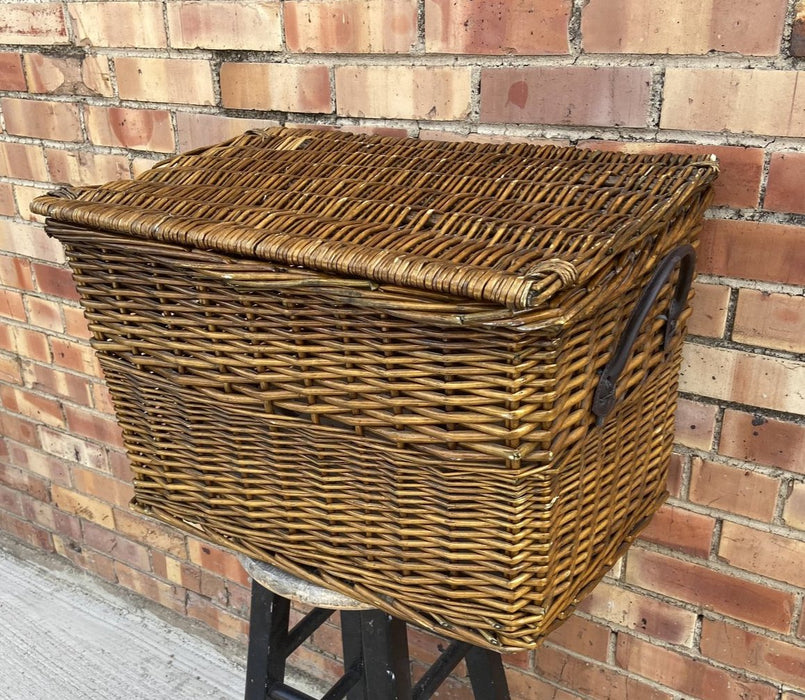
[0,534,322,700]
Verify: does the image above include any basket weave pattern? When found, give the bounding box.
[34,129,717,650]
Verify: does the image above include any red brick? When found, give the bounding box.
[783,481,805,530]
[479,67,651,127]
[0,462,49,502]
[22,362,92,405]
[794,0,805,57]
[23,53,103,96]
[661,68,805,137]
[688,282,730,338]
[187,538,250,586]
[639,503,715,558]
[336,65,472,120]
[625,548,794,632]
[53,535,117,582]
[701,619,805,688]
[578,142,764,208]
[38,426,106,470]
[535,645,673,700]
[287,0,417,53]
[46,148,130,187]
[718,521,805,588]
[0,410,39,446]
[49,338,101,376]
[186,591,248,640]
[765,151,805,215]
[616,633,777,700]
[68,2,166,48]
[82,521,150,571]
[15,184,50,223]
[0,484,23,516]
[0,512,54,551]
[0,385,63,427]
[113,509,186,558]
[425,0,569,55]
[71,466,132,508]
[733,289,805,354]
[221,63,332,114]
[579,581,696,646]
[0,183,14,216]
[115,57,215,106]
[115,561,186,615]
[85,105,175,153]
[24,295,63,332]
[63,306,92,340]
[31,263,80,302]
[22,497,81,540]
[0,289,26,321]
[5,326,50,363]
[504,669,580,700]
[168,1,281,51]
[91,383,115,415]
[1,98,82,142]
[0,3,68,45]
[699,219,805,285]
[4,441,70,485]
[719,409,805,474]
[64,405,124,447]
[51,485,114,528]
[0,355,21,385]
[0,52,26,90]
[0,142,49,181]
[0,255,33,291]
[106,449,133,482]
[680,343,805,415]
[175,112,279,152]
[583,0,785,55]
[0,220,65,264]
[543,615,610,661]
[151,551,202,593]
[782,693,805,700]
[690,457,779,520]
[674,398,717,451]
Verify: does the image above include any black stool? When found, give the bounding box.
[241,558,511,700]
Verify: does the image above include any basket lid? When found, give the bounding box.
[32,128,718,312]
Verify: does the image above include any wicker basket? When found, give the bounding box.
[32,128,717,651]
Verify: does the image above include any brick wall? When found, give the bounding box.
[1,1,803,698]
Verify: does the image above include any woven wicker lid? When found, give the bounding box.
[32,127,718,312]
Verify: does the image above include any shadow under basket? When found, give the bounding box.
[32,128,718,651]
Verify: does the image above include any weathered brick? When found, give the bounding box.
[14,184,49,223]
[1,97,82,142]
[85,105,175,153]
[0,3,68,45]
[639,503,715,558]
[45,149,130,187]
[616,633,777,700]
[0,385,63,427]
[83,521,150,571]
[51,485,114,528]
[690,457,779,519]
[54,535,117,582]
[115,57,215,106]
[64,405,124,447]
[151,551,202,593]
[0,142,49,182]
[23,53,109,96]
[505,669,581,700]
[221,63,331,114]
[175,113,279,152]
[131,157,163,177]
[0,410,39,446]
[719,521,805,588]
[698,219,805,286]
[733,289,804,355]
[479,67,651,127]
[1,513,54,551]
[71,466,133,509]
[674,398,717,451]
[23,296,63,333]
[113,509,186,557]
[4,441,70,485]
[31,263,80,302]
[425,0,569,55]
[661,69,805,137]
[536,645,674,700]
[783,482,805,529]
[4,326,50,364]
[582,0,785,55]
[688,282,730,338]
[187,538,250,586]
[168,1,281,50]
[793,0,805,57]
[579,581,696,645]
[0,354,21,385]
[287,0,417,53]
[39,425,107,469]
[115,561,186,614]
[91,383,115,415]
[336,66,472,120]
[50,338,101,376]
[543,615,610,660]
[680,343,805,415]
[186,591,248,640]
[0,255,33,291]
[63,306,92,340]
[68,2,166,48]
[701,619,805,688]
[0,52,26,90]
[0,289,26,321]
[0,462,49,502]
[0,184,15,216]
[764,151,805,215]
[719,409,804,474]
[625,548,794,632]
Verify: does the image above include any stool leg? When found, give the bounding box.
[465,646,511,700]
[245,579,291,700]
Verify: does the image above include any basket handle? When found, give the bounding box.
[591,244,696,425]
